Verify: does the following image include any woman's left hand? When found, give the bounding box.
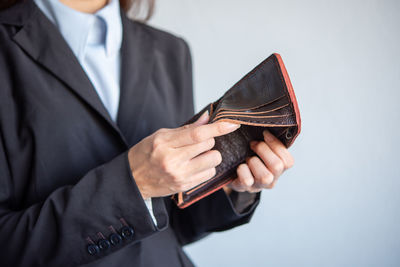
[226,129,295,193]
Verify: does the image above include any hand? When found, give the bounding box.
[226,130,295,194]
[128,111,240,199]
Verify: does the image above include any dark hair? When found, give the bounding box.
[125,0,155,21]
[0,0,155,21]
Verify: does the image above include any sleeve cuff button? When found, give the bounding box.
[109,233,122,245]
[98,239,111,251]
[120,226,134,240]
[87,244,100,255]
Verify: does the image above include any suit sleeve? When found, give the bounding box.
[171,38,261,246]
[0,130,168,266]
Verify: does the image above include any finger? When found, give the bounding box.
[167,110,210,134]
[263,130,295,169]
[231,163,255,192]
[246,156,274,189]
[250,140,285,177]
[169,121,240,147]
[177,138,215,161]
[185,150,222,177]
[168,110,210,133]
[184,167,217,191]
[149,112,210,149]
[179,110,210,131]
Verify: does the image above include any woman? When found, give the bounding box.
[0,0,295,266]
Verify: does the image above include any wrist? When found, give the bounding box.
[127,149,151,200]
[132,172,152,200]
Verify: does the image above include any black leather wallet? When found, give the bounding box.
[172,53,301,208]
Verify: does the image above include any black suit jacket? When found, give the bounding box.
[0,1,260,266]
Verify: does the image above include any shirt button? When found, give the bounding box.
[109,233,122,245]
[98,239,111,251]
[87,244,100,255]
[120,226,134,240]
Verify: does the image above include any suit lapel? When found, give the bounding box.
[117,13,155,145]
[10,1,127,144]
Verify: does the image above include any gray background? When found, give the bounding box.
[147,0,400,266]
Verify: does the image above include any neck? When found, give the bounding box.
[59,0,109,13]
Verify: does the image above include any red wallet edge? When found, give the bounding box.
[273,53,302,144]
[176,178,233,209]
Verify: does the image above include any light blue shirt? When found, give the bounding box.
[33,0,157,226]
[34,0,122,121]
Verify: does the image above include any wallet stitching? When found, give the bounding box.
[209,102,214,117]
[213,113,292,121]
[213,118,297,127]
[215,103,290,116]
[214,94,287,113]
[272,57,293,116]
[273,54,301,147]
[273,55,301,128]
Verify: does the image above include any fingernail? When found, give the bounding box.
[196,110,209,124]
[222,122,240,130]
[199,110,209,119]
[249,141,257,147]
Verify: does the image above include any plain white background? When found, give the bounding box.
[147,0,400,266]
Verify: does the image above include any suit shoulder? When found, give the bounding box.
[130,19,190,54]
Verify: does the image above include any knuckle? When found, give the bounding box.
[286,156,295,168]
[210,167,217,177]
[190,128,204,143]
[254,141,264,152]
[207,138,215,149]
[160,161,169,172]
[260,172,274,185]
[244,177,254,187]
[152,134,165,150]
[160,158,172,173]
[152,140,162,151]
[247,156,259,166]
[237,163,247,172]
[212,150,222,165]
[270,160,284,174]
[216,123,224,134]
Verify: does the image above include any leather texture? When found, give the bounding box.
[172,53,301,208]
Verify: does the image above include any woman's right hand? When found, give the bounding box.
[128,111,240,199]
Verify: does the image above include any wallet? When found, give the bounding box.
[172,53,301,208]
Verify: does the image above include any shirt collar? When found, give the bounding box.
[33,0,122,60]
